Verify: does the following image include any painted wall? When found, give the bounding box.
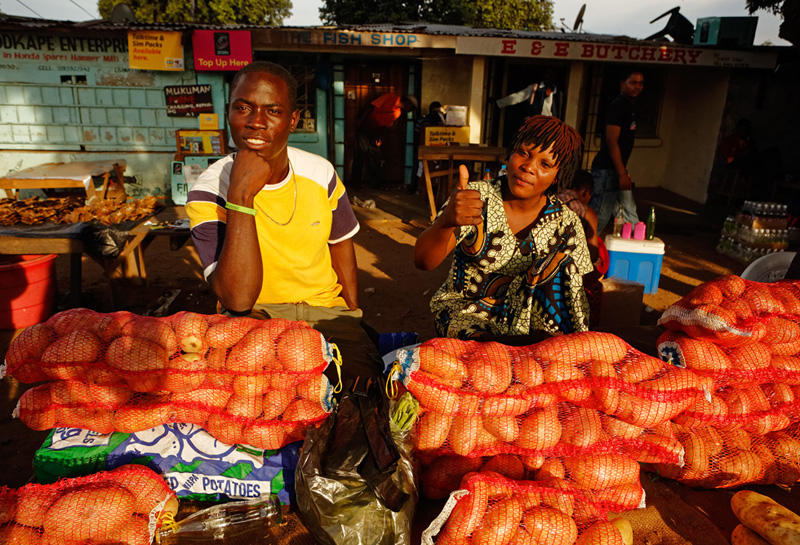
[419,56,474,126]
[628,67,729,202]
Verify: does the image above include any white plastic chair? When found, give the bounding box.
[740,251,797,283]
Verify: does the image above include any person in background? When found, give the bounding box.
[556,170,609,329]
[590,67,644,233]
[414,101,446,194]
[351,92,417,190]
[185,61,379,380]
[415,101,446,138]
[414,115,593,339]
[556,170,600,263]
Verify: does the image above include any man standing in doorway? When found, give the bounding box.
[590,68,644,233]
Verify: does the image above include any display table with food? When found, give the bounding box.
[0,198,189,308]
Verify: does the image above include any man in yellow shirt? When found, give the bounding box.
[186,61,378,379]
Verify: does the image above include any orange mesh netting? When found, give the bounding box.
[657,276,800,348]
[426,470,639,545]
[391,333,700,463]
[0,464,176,545]
[3,309,336,450]
[647,278,800,489]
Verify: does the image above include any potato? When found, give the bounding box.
[516,406,561,451]
[576,521,626,545]
[465,342,512,395]
[444,477,489,540]
[43,485,136,542]
[611,518,634,545]
[731,524,771,545]
[416,411,453,450]
[523,507,578,544]
[276,327,325,372]
[472,497,523,545]
[731,490,800,545]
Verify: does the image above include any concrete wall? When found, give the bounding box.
[420,56,475,129]
[627,67,729,203]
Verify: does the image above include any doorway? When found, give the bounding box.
[344,61,410,187]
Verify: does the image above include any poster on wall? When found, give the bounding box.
[164,84,214,117]
[128,30,184,71]
[192,30,252,71]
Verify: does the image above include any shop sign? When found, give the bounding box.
[455,37,777,69]
[425,126,470,146]
[273,29,443,49]
[0,32,130,83]
[128,30,184,71]
[192,30,252,71]
[164,84,214,117]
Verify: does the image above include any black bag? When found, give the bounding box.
[296,377,417,545]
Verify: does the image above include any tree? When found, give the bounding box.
[98,0,292,25]
[320,0,554,31]
[746,0,799,44]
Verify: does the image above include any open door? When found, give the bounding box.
[343,61,409,187]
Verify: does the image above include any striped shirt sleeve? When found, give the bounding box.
[327,169,359,243]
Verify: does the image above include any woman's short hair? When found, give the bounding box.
[507,115,584,189]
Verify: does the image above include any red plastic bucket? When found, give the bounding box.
[0,254,58,330]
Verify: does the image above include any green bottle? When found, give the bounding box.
[646,206,656,240]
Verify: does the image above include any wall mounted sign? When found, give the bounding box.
[192,30,252,71]
[164,84,214,117]
[128,30,184,71]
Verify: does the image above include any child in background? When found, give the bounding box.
[414,115,593,339]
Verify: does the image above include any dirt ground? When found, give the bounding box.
[0,185,778,545]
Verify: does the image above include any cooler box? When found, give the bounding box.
[605,235,665,294]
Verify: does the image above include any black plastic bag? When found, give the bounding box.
[296,377,417,545]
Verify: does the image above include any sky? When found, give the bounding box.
[0,0,789,46]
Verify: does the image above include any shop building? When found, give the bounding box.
[0,15,794,205]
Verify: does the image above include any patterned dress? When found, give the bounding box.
[431,178,593,339]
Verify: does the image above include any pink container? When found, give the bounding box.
[0,254,58,330]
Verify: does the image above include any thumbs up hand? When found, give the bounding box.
[440,164,484,228]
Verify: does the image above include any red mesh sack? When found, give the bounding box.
[649,422,800,489]
[657,276,800,348]
[0,464,176,545]
[7,309,337,450]
[393,333,702,462]
[423,470,641,545]
[658,328,800,391]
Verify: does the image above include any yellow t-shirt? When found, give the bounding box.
[186,148,359,308]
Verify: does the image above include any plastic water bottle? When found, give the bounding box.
[157,494,283,544]
[498,164,507,178]
[612,203,624,237]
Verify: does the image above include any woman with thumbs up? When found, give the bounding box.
[414,115,593,340]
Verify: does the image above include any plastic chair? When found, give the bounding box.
[740,251,797,283]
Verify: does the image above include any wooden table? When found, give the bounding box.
[0,206,191,310]
[418,145,507,222]
[0,159,126,201]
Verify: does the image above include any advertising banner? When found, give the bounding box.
[192,30,252,71]
[128,30,184,71]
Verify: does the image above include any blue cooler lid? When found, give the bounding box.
[604,235,665,255]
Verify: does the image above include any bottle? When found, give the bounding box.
[645,206,656,240]
[498,164,507,178]
[612,203,624,237]
[482,168,492,181]
[157,494,283,544]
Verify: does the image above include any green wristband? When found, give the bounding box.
[225,201,256,216]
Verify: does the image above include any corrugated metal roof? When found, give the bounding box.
[0,16,780,49]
